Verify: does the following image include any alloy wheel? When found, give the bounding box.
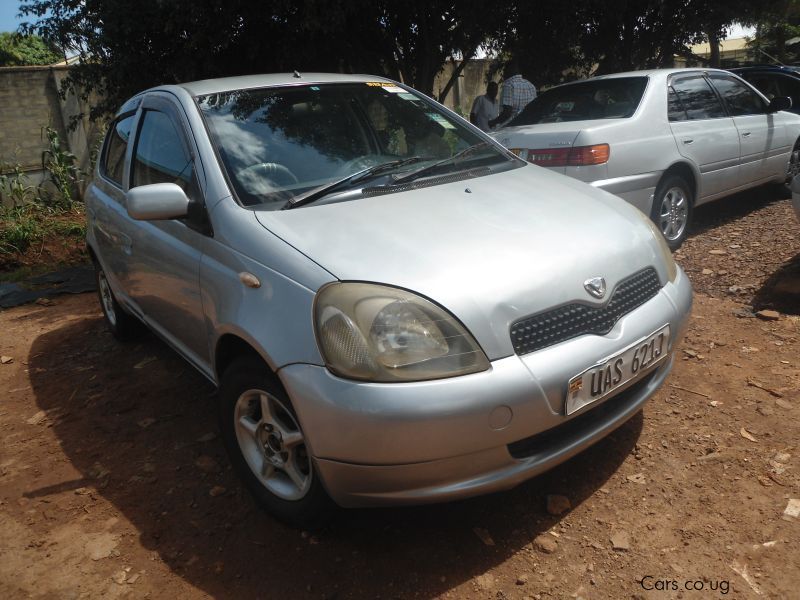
[658,187,688,242]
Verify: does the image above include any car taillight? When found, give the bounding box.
[525,144,610,167]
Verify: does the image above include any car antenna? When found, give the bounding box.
[293,70,302,78]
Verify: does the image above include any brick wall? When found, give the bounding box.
[0,65,97,206]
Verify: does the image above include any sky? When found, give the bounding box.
[0,1,29,33]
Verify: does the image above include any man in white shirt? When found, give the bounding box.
[490,59,537,129]
[469,81,498,132]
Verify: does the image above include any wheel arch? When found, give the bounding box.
[658,161,698,201]
[214,331,277,384]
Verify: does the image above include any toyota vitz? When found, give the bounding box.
[86,73,692,525]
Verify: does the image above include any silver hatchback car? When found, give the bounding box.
[86,73,692,525]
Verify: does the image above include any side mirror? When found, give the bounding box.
[768,96,792,113]
[126,183,189,220]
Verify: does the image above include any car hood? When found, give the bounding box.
[254,165,668,360]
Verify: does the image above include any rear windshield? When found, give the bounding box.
[508,77,648,126]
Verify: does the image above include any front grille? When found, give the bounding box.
[510,267,662,355]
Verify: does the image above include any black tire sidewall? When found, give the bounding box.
[218,356,334,528]
[651,175,693,251]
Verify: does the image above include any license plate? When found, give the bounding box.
[565,325,670,415]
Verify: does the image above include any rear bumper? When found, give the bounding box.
[589,171,662,215]
[280,268,692,507]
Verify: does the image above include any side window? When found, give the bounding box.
[667,87,688,122]
[775,75,800,108]
[101,114,135,187]
[670,76,726,120]
[131,109,195,196]
[709,75,766,116]
[744,73,781,100]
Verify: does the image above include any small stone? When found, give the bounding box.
[709,249,727,255]
[0,355,13,364]
[516,574,529,585]
[701,269,714,275]
[756,310,780,321]
[197,432,217,442]
[209,486,226,497]
[533,534,558,554]
[784,499,800,518]
[26,411,47,425]
[757,405,774,417]
[610,531,630,551]
[473,527,495,546]
[775,399,793,410]
[195,455,220,473]
[137,417,157,429]
[35,297,54,306]
[112,570,127,585]
[546,494,571,516]
[127,573,141,584]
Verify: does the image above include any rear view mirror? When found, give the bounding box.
[768,96,792,113]
[126,183,189,220]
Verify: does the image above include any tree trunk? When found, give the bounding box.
[708,30,721,68]
[438,52,474,104]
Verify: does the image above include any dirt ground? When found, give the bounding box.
[1,188,799,600]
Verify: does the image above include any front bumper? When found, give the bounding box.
[280,267,692,507]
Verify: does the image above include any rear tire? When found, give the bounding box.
[218,356,335,529]
[95,263,145,341]
[778,138,800,198]
[651,175,693,251]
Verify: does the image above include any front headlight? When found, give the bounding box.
[642,216,678,282]
[314,282,490,382]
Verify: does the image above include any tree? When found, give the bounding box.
[747,0,800,64]
[0,31,61,66]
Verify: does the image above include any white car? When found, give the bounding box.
[493,68,800,249]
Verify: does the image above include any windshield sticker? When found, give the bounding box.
[555,101,575,112]
[381,84,404,93]
[426,113,456,129]
[398,92,417,100]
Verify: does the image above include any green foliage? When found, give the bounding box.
[0,206,41,254]
[40,126,82,209]
[0,31,61,66]
[747,0,800,64]
[0,159,35,208]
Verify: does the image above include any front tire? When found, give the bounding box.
[651,175,693,251]
[218,356,334,528]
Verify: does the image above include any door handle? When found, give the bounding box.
[741,131,751,137]
[682,139,694,145]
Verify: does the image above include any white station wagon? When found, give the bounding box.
[494,68,800,249]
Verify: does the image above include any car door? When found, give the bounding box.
[708,73,788,185]
[91,111,138,294]
[123,93,211,369]
[668,74,741,199]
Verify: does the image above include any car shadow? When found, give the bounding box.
[752,252,800,315]
[687,185,782,238]
[27,315,642,598]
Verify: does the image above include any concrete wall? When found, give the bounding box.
[0,65,97,206]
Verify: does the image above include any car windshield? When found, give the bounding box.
[508,76,648,126]
[197,82,514,208]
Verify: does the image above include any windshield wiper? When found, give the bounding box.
[282,156,428,210]
[389,141,494,186]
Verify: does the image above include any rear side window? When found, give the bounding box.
[132,110,195,193]
[709,74,766,116]
[670,76,726,120]
[668,88,687,121]
[101,114,135,186]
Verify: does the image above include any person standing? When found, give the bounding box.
[489,58,536,129]
[470,81,499,132]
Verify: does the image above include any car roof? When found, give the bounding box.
[729,65,800,75]
[591,67,737,80]
[175,72,394,97]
